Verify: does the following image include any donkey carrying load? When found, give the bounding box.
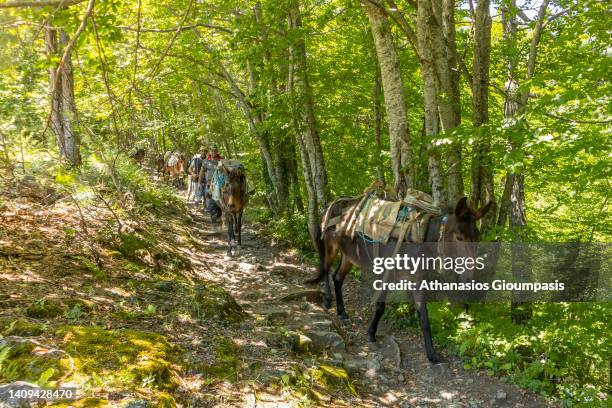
[207,160,249,257]
[308,182,491,363]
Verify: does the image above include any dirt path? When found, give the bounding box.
[183,206,554,408]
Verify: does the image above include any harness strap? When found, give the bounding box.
[325,206,353,229]
[438,215,448,259]
[345,193,370,238]
[391,215,416,258]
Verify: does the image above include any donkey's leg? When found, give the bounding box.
[236,211,242,250]
[333,256,352,321]
[321,243,337,310]
[415,301,441,364]
[226,213,234,256]
[367,301,386,342]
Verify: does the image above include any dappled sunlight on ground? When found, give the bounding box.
[0,178,556,407]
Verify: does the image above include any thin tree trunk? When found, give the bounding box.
[291,150,304,212]
[417,0,446,205]
[363,0,414,196]
[289,3,328,208]
[58,29,81,166]
[469,0,496,229]
[500,0,549,324]
[425,0,463,204]
[441,0,463,204]
[45,27,65,157]
[287,7,319,246]
[373,61,385,184]
[296,129,319,248]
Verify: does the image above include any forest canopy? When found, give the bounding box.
[0,0,609,245]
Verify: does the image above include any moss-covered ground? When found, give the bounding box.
[0,161,360,407]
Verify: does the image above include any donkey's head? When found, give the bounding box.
[446,197,491,242]
[435,197,492,279]
[224,168,247,212]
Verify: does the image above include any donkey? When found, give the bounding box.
[202,159,222,223]
[308,196,491,363]
[163,152,186,177]
[213,163,248,256]
[129,148,146,167]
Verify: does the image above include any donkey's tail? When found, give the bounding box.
[304,222,326,284]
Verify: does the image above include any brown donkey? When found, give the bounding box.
[215,164,248,256]
[308,196,491,363]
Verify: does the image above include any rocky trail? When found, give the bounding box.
[182,206,553,408]
[0,178,555,407]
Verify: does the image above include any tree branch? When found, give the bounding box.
[117,22,232,34]
[127,0,141,105]
[520,0,549,107]
[146,0,193,79]
[0,0,85,8]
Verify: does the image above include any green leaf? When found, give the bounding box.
[37,367,55,387]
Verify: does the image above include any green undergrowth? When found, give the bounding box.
[0,339,68,386]
[249,208,313,254]
[394,302,611,405]
[23,297,94,321]
[2,319,46,336]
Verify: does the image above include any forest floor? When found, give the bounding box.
[0,172,556,408]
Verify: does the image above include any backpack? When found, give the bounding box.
[190,157,203,175]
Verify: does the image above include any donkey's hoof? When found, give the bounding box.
[323,299,333,309]
[367,333,377,343]
[428,355,443,365]
[339,315,350,325]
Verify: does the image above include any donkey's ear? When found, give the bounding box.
[454,197,470,218]
[474,201,492,220]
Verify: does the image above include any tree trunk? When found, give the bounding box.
[469,0,496,229]
[363,0,414,196]
[295,129,319,248]
[287,9,319,247]
[289,3,328,208]
[290,144,304,212]
[417,0,446,205]
[500,0,549,324]
[421,0,463,203]
[373,62,385,184]
[45,28,64,155]
[58,29,81,166]
[45,27,81,166]
[440,0,463,204]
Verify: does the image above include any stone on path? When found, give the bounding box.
[380,335,402,369]
[304,330,345,353]
[496,390,508,400]
[278,289,325,304]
